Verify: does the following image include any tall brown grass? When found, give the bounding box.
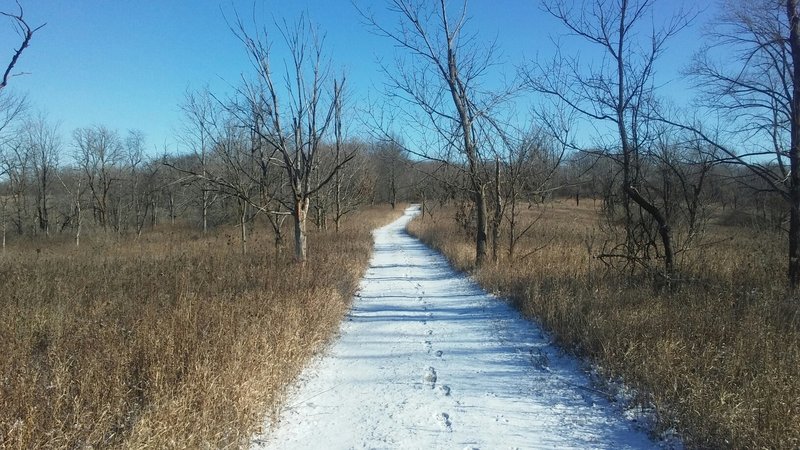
[0,206,400,449]
[409,201,799,449]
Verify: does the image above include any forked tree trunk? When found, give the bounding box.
[294,197,310,263]
[615,0,674,280]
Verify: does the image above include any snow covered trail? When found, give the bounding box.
[251,206,656,449]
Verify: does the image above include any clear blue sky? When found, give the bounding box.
[1,0,709,156]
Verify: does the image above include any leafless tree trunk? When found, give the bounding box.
[56,170,84,247]
[1,197,7,253]
[527,0,692,280]
[491,157,502,263]
[5,138,31,235]
[0,4,40,241]
[25,115,60,238]
[73,126,124,232]
[228,13,354,263]
[683,0,800,288]
[124,130,145,235]
[179,89,217,234]
[239,198,248,255]
[500,128,565,261]
[334,79,344,232]
[789,0,800,287]
[75,186,81,246]
[361,0,505,267]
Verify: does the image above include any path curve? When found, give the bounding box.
[251,206,656,449]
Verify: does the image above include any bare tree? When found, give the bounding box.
[1,1,45,91]
[171,87,292,255]
[56,167,85,246]
[0,3,41,245]
[361,0,509,267]
[685,0,800,288]
[22,113,60,236]
[2,135,31,234]
[497,127,566,261]
[368,139,408,209]
[179,88,217,234]
[73,126,124,232]
[524,0,693,280]
[227,13,353,262]
[121,129,150,235]
[0,2,42,181]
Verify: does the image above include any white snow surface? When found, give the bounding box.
[251,206,657,449]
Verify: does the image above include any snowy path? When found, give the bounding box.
[251,206,656,449]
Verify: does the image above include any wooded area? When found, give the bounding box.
[1,0,797,288]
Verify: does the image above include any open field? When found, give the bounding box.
[0,206,400,449]
[408,201,800,449]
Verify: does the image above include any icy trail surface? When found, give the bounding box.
[251,206,655,449]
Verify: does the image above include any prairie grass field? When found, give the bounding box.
[408,201,799,449]
[0,206,399,449]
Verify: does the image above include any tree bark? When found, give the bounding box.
[75,192,81,247]
[1,201,6,253]
[475,185,488,267]
[202,185,209,234]
[788,0,800,288]
[294,197,309,263]
[615,0,674,279]
[169,192,175,225]
[492,158,502,263]
[239,200,247,255]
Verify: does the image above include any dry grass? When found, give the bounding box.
[409,200,800,449]
[0,205,400,449]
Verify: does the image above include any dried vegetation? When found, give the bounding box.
[409,201,799,449]
[0,206,399,449]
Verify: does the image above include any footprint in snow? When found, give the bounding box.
[530,348,549,371]
[435,350,443,357]
[439,384,451,396]
[440,412,452,431]
[423,366,437,387]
